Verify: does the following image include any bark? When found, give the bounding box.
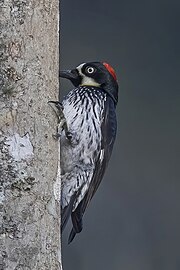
[0,0,61,269]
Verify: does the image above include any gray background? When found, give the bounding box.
[60,1,180,269]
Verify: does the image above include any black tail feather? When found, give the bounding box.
[61,205,71,233]
[71,204,83,233]
[68,228,77,244]
[61,194,76,232]
[67,203,83,244]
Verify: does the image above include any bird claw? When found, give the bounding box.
[48,100,71,141]
[48,101,64,119]
[52,133,61,140]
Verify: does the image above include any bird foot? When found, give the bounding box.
[48,101,69,140]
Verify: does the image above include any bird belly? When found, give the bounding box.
[60,96,102,173]
[60,93,103,208]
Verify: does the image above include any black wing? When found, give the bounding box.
[68,97,117,243]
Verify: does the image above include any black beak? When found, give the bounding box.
[60,69,81,87]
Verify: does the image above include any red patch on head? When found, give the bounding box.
[103,62,117,81]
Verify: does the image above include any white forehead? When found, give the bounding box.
[76,63,85,74]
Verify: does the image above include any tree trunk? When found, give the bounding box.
[0,0,61,269]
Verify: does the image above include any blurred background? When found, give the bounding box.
[60,0,180,269]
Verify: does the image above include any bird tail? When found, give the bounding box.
[61,194,77,232]
[67,201,83,243]
[68,228,77,244]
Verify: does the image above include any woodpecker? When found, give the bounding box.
[52,62,118,243]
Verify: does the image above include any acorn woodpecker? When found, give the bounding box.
[56,62,118,243]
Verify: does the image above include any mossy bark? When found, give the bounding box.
[0,0,61,269]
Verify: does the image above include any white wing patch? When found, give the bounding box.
[99,149,104,163]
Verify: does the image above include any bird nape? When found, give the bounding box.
[59,61,119,243]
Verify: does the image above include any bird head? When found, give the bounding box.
[60,62,119,104]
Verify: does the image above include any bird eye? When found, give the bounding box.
[85,66,95,74]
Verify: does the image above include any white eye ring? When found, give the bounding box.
[86,66,95,74]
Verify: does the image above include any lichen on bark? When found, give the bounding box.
[0,0,61,269]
